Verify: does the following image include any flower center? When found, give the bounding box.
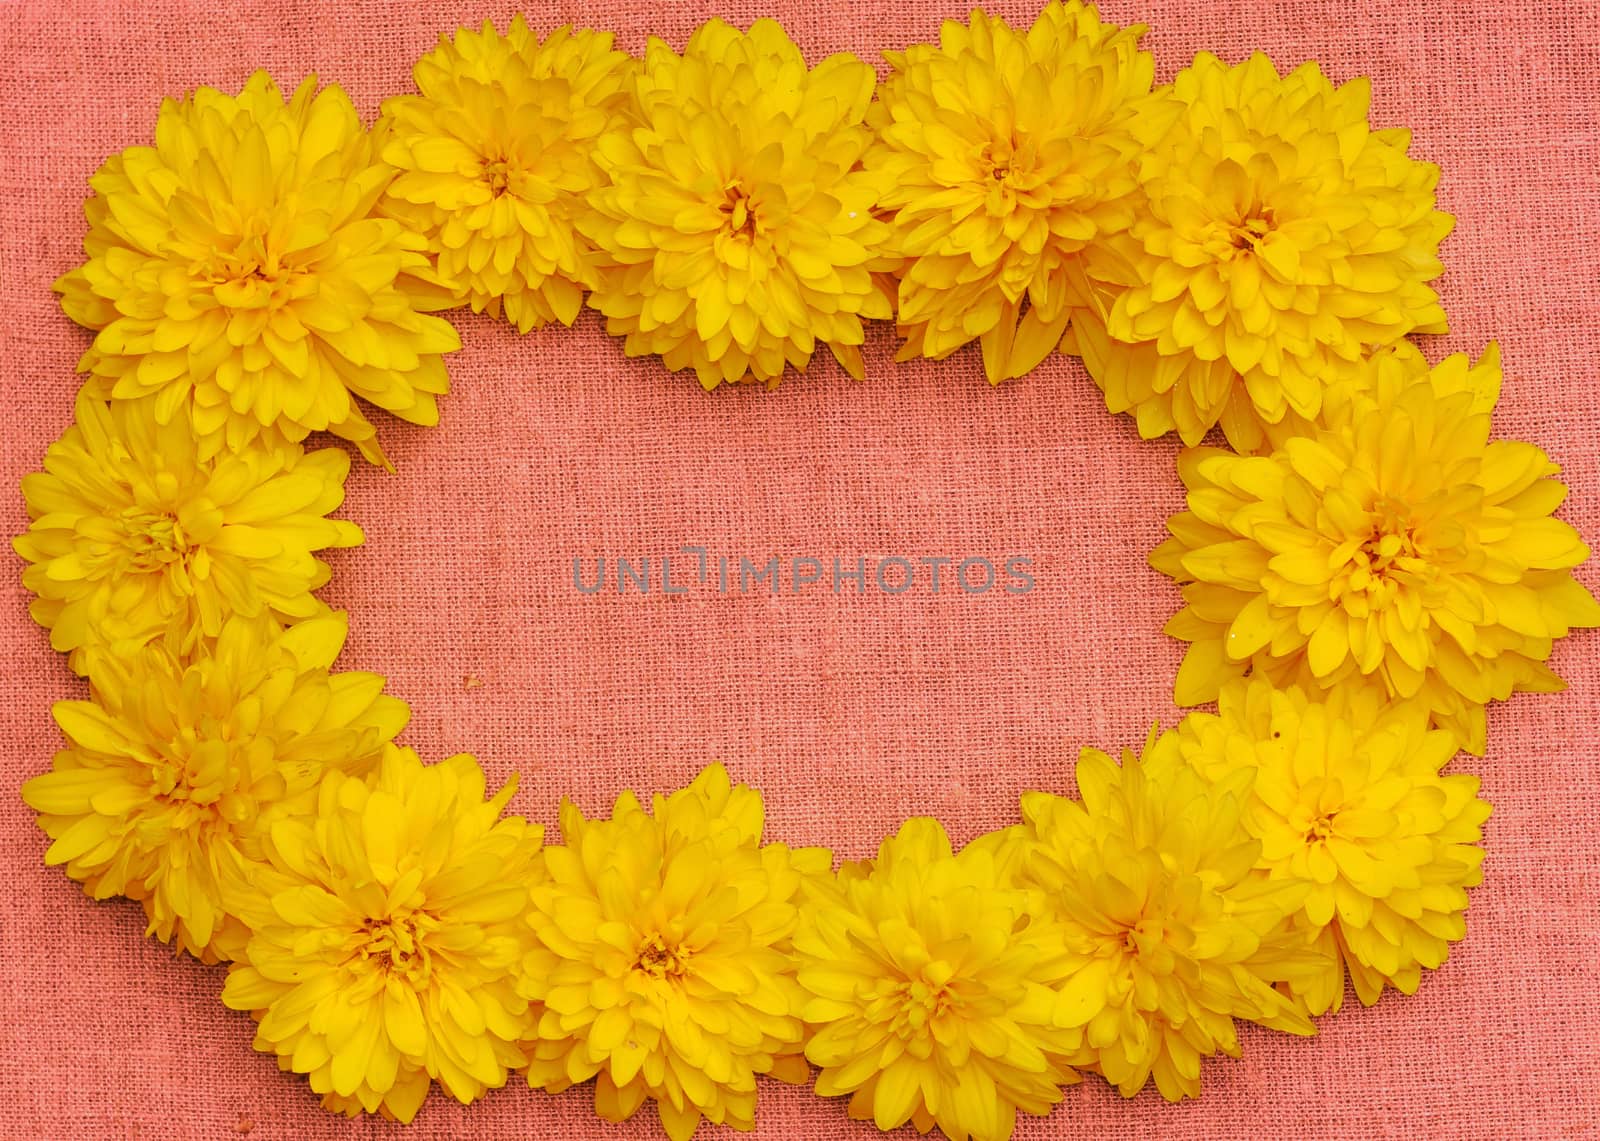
[152,731,235,816]
[206,224,290,308]
[483,158,513,198]
[358,912,439,982]
[982,136,1022,183]
[1121,916,1165,957]
[1229,209,1276,250]
[1305,813,1336,843]
[898,973,956,1030]
[869,957,961,1038]
[1337,496,1431,603]
[634,933,688,978]
[718,183,758,237]
[117,506,188,572]
[1359,529,1414,573]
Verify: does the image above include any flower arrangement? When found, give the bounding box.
[15,5,1596,1139]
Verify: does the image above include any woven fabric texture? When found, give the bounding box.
[1,1,1596,1138]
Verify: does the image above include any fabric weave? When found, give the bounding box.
[0,2,1596,1138]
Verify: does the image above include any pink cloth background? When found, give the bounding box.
[1,1,1596,1138]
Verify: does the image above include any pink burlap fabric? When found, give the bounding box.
[2,2,1596,1138]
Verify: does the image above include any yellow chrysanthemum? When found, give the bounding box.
[1174,679,1491,1014]
[379,18,636,332]
[1072,52,1452,451]
[1151,362,1600,753]
[1257,338,1502,453]
[1017,735,1315,1101]
[20,613,406,962]
[54,70,461,467]
[519,764,829,1141]
[868,1,1166,382]
[221,745,542,1122]
[13,392,360,674]
[581,19,891,389]
[795,817,1077,1141]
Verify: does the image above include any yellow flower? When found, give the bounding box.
[1258,339,1502,453]
[1017,734,1314,1101]
[581,18,891,389]
[868,1,1165,382]
[221,745,542,1121]
[519,764,828,1141]
[379,19,636,332]
[1173,679,1491,1014]
[20,613,406,962]
[1151,358,1600,753]
[13,392,361,674]
[1073,52,1452,451]
[795,817,1077,1141]
[54,70,461,467]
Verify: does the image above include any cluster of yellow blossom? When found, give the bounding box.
[789,712,1492,1139]
[23,614,406,962]
[13,5,1598,1140]
[520,764,828,1139]
[1151,345,1599,755]
[54,71,459,469]
[221,746,544,1119]
[378,18,636,332]
[1072,52,1453,451]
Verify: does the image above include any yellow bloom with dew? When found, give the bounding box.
[13,392,361,675]
[20,613,406,962]
[868,1,1167,382]
[221,745,542,1122]
[54,70,461,467]
[1173,679,1491,1015]
[581,19,891,390]
[1151,359,1600,753]
[379,18,636,332]
[519,763,829,1141]
[795,817,1079,1141]
[1073,52,1452,452]
[1017,733,1315,1101]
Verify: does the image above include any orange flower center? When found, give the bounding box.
[635,933,688,978]
[205,225,293,309]
[1359,529,1416,575]
[1285,778,1353,846]
[1121,916,1166,957]
[898,974,957,1031]
[483,157,514,197]
[979,135,1044,214]
[359,911,440,982]
[719,182,758,238]
[1305,813,1336,843]
[1229,208,1276,250]
[1336,497,1432,606]
[859,959,963,1038]
[981,135,1028,182]
[118,506,189,572]
[149,729,253,833]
